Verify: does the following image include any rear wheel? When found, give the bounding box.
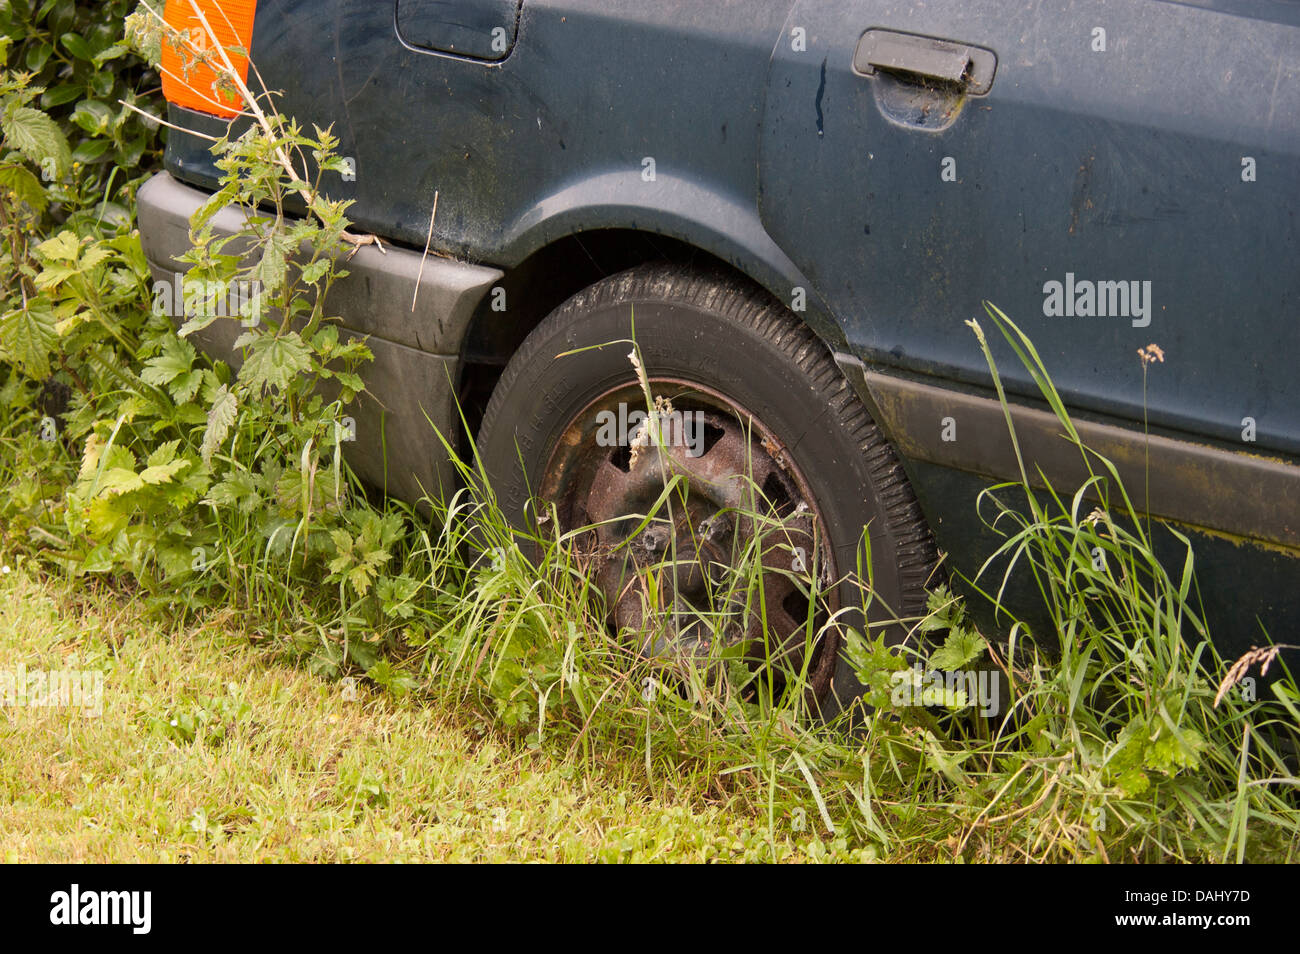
[476,265,936,715]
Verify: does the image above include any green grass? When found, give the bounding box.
[0,558,874,863]
[3,319,1298,863]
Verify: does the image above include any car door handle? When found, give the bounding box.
[853,30,996,95]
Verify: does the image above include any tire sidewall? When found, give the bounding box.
[479,281,911,714]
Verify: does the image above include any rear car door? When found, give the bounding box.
[759,0,1300,456]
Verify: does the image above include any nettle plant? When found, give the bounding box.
[65,116,378,594]
[97,19,397,610]
[0,10,410,646]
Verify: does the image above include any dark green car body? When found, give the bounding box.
[138,0,1300,658]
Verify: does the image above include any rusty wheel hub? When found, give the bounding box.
[541,383,841,698]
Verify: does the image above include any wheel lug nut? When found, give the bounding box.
[635,525,670,554]
[699,514,730,541]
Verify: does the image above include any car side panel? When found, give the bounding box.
[760,0,1300,456]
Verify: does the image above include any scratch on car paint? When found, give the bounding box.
[815,57,826,137]
[1068,152,1095,235]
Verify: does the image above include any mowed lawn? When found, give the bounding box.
[0,558,858,863]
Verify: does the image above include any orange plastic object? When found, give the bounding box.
[160,0,257,118]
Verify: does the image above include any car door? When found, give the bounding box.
[759,0,1300,456]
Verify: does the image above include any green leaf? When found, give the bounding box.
[140,334,203,402]
[139,458,188,486]
[256,230,289,294]
[25,42,53,72]
[97,466,144,496]
[205,469,262,514]
[238,332,311,394]
[1,104,71,177]
[78,244,110,273]
[1115,768,1150,798]
[176,309,222,338]
[366,659,418,694]
[202,384,238,466]
[93,44,130,64]
[188,182,237,235]
[920,730,970,786]
[69,100,112,136]
[41,83,85,108]
[930,626,987,671]
[35,230,80,262]
[0,163,48,213]
[147,440,182,468]
[59,32,94,62]
[81,542,116,574]
[377,575,420,619]
[1143,725,1205,775]
[71,138,110,163]
[299,257,331,283]
[0,297,59,379]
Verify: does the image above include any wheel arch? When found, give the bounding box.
[457,210,849,445]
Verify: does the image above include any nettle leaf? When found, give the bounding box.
[299,257,331,284]
[1,104,71,176]
[188,181,238,235]
[256,229,291,294]
[202,384,238,465]
[0,297,59,379]
[238,332,311,394]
